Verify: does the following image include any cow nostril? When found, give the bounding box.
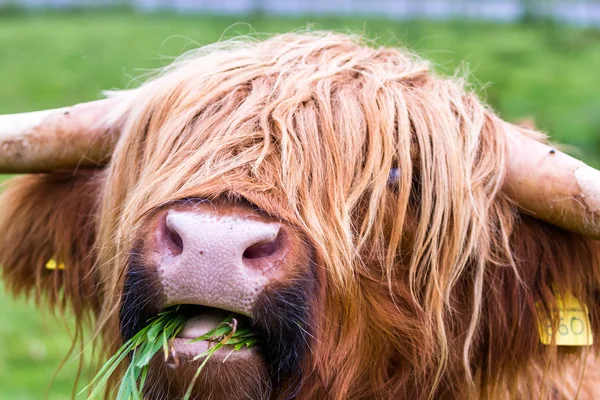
[243,232,282,260]
[165,224,184,256]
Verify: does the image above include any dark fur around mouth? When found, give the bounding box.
[119,249,165,342]
[119,246,318,398]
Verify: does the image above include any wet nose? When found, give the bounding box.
[155,210,284,316]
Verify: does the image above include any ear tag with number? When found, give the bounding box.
[536,291,593,346]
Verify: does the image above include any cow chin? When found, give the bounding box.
[119,237,318,400]
[144,344,272,400]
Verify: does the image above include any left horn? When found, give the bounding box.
[0,96,124,173]
[503,126,600,239]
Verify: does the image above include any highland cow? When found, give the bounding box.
[1,33,600,399]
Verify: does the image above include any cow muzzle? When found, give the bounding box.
[154,206,286,317]
[130,200,314,362]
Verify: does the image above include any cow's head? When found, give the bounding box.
[1,33,600,399]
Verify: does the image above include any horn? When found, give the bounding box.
[503,126,600,239]
[0,96,124,173]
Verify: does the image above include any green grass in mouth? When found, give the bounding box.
[83,308,257,400]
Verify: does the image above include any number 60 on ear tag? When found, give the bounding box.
[536,292,593,346]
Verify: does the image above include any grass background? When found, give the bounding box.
[0,10,599,399]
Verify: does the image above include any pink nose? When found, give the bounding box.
[155,210,284,316]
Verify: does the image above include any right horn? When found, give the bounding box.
[0,95,127,173]
[502,126,600,239]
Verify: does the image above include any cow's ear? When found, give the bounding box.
[0,171,102,318]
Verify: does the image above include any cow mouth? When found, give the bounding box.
[168,304,258,359]
[131,304,274,399]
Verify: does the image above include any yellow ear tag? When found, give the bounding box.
[536,291,593,346]
[45,259,65,270]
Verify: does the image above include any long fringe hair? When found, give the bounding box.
[1,32,599,399]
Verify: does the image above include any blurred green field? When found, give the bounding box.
[0,10,599,399]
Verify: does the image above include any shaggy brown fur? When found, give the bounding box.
[1,32,599,399]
